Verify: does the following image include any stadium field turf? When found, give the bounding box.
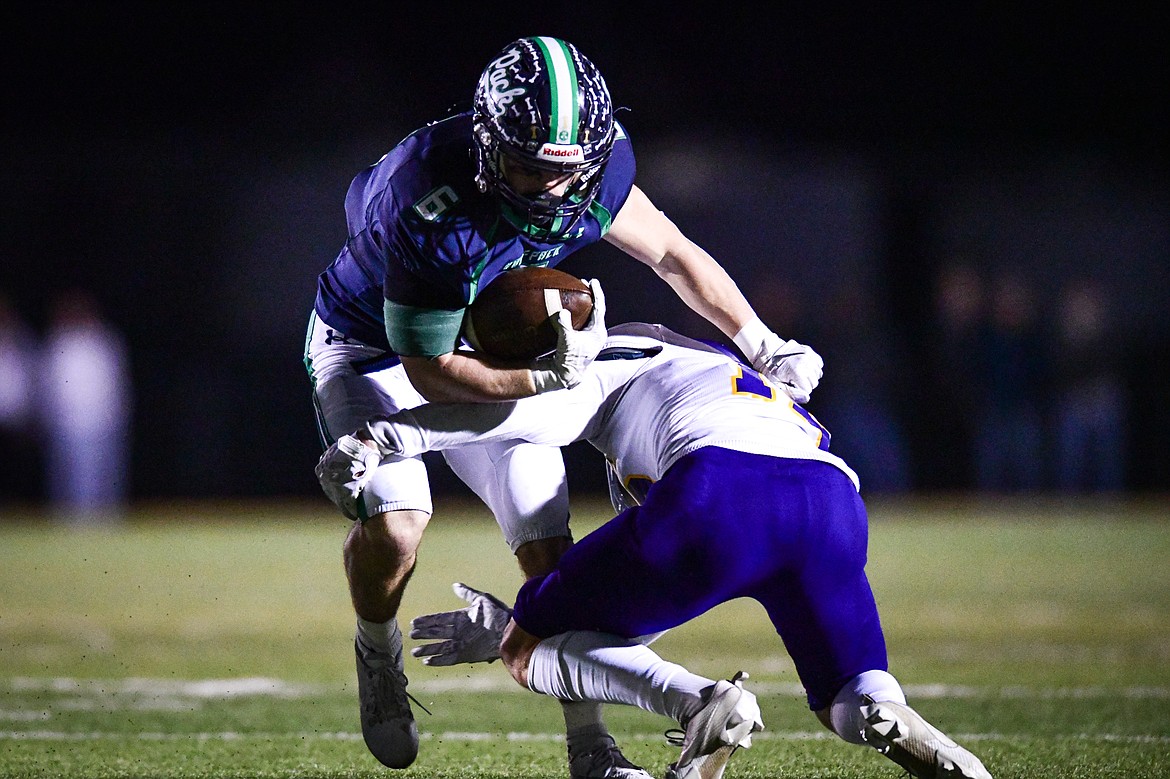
[2,496,1168,778]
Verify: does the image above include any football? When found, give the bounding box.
[463,267,594,360]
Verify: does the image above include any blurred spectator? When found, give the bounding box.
[814,284,912,493]
[1051,277,1127,493]
[38,289,133,524]
[917,262,986,490]
[971,271,1049,493]
[0,294,40,506]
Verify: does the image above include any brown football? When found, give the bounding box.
[463,267,594,360]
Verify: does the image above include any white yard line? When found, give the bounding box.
[3,675,1168,747]
[8,676,330,697]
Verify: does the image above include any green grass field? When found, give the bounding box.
[2,496,1168,778]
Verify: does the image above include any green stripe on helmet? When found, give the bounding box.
[533,36,578,145]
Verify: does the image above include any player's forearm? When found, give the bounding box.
[363,396,584,457]
[654,243,757,340]
[400,352,538,403]
[606,186,756,338]
[362,406,513,457]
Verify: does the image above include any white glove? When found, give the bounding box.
[733,317,824,404]
[409,582,513,666]
[530,279,607,393]
[314,434,382,521]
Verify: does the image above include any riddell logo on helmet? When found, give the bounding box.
[537,143,584,162]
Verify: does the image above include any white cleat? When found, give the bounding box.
[355,629,419,768]
[665,671,764,779]
[861,699,992,779]
[569,734,654,779]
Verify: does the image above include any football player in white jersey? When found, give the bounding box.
[317,323,993,779]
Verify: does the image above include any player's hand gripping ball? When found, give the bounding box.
[463,266,595,360]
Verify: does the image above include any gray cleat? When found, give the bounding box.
[665,671,763,779]
[861,698,992,778]
[355,628,419,768]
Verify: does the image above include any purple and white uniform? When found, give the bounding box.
[370,323,887,710]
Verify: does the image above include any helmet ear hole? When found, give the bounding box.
[472,36,615,239]
[606,461,640,514]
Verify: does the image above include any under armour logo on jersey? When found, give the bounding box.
[324,330,352,345]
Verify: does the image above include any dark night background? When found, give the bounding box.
[2,3,1167,504]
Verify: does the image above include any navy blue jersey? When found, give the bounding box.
[314,111,636,355]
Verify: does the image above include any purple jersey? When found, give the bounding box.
[313,111,636,353]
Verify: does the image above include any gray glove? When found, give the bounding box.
[754,335,823,404]
[314,434,381,521]
[733,316,823,404]
[409,582,513,666]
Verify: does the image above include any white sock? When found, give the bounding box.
[528,630,713,724]
[356,616,401,655]
[829,669,906,745]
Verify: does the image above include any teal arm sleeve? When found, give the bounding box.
[384,299,466,358]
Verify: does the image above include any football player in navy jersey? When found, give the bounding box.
[304,36,824,775]
[317,323,994,779]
